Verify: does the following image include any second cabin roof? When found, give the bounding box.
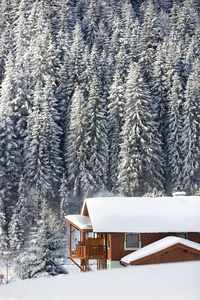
[121,236,200,264]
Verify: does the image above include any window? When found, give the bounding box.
[179,233,188,239]
[124,233,141,250]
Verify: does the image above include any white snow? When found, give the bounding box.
[0,261,200,300]
[81,196,200,233]
[121,236,200,264]
[65,215,92,230]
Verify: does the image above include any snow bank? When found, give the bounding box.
[121,236,200,264]
[1,262,200,300]
[82,196,200,232]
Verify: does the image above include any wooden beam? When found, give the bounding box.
[69,223,71,252]
[69,258,84,272]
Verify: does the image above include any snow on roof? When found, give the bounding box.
[65,215,92,231]
[82,196,200,233]
[121,236,200,264]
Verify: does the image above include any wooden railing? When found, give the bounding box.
[69,244,105,259]
[69,245,86,258]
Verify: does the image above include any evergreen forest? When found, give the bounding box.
[0,0,200,277]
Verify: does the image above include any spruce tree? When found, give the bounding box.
[107,70,125,192]
[23,81,63,204]
[182,59,200,194]
[8,210,24,256]
[0,53,22,221]
[15,199,67,278]
[83,74,109,198]
[66,86,88,199]
[117,63,164,196]
[166,73,183,192]
[0,197,7,253]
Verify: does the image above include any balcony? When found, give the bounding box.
[69,238,105,260]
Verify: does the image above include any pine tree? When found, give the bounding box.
[176,0,199,42]
[60,174,70,218]
[152,43,168,145]
[166,73,183,193]
[182,59,200,194]
[0,53,22,221]
[23,81,63,204]
[82,0,99,50]
[15,199,67,278]
[0,197,7,253]
[8,210,24,256]
[66,86,88,199]
[83,75,109,198]
[117,63,164,196]
[138,0,158,87]
[107,70,125,192]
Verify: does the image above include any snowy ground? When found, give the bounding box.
[0,261,200,300]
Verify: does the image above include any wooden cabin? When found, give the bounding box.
[65,193,200,271]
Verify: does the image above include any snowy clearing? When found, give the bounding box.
[1,261,200,300]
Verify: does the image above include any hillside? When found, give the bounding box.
[0,0,200,279]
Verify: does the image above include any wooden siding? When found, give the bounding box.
[188,233,200,243]
[130,244,200,265]
[107,233,200,261]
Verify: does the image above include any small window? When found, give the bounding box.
[179,233,188,239]
[125,233,141,250]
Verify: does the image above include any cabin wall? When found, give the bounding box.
[107,233,200,261]
[131,248,200,265]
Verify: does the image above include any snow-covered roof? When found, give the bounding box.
[65,215,92,231]
[121,236,200,264]
[81,196,200,233]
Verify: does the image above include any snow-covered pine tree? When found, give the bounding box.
[0,0,15,63]
[8,209,24,256]
[95,20,109,55]
[129,17,140,63]
[15,199,67,279]
[138,0,158,87]
[115,45,129,84]
[185,30,200,78]
[143,188,164,197]
[107,69,125,193]
[82,0,99,50]
[166,72,183,193]
[176,0,199,43]
[23,80,63,206]
[152,43,168,146]
[23,85,51,200]
[181,59,200,194]
[0,53,22,222]
[69,21,86,89]
[60,174,70,219]
[83,74,109,198]
[117,63,164,196]
[109,15,123,65]
[61,22,86,154]
[66,86,88,200]
[0,197,8,253]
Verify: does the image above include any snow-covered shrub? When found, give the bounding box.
[143,188,164,197]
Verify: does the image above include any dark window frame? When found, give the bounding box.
[124,233,141,250]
